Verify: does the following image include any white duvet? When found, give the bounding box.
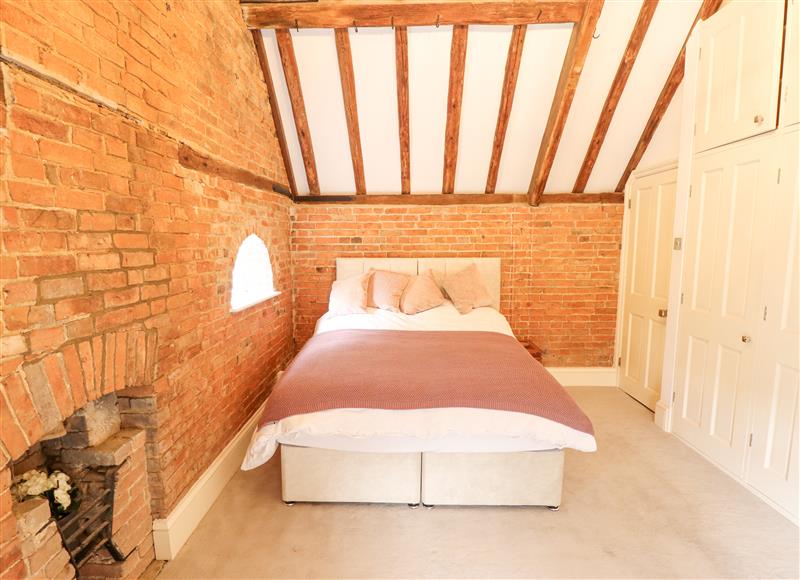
[242,302,596,470]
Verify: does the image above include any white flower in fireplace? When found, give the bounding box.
[12,469,73,511]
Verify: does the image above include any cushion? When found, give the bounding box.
[328,272,372,316]
[442,263,494,314]
[400,269,446,315]
[367,269,411,312]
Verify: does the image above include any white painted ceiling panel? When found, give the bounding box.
[292,29,355,193]
[638,82,683,170]
[261,29,309,195]
[545,0,643,193]
[495,24,573,193]
[586,0,701,192]
[408,25,452,193]
[454,25,513,193]
[349,28,402,194]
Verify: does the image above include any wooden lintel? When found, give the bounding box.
[294,192,622,204]
[275,28,320,194]
[442,25,468,194]
[251,30,297,196]
[241,1,585,29]
[334,28,366,194]
[395,26,411,194]
[486,24,526,194]
[528,0,603,206]
[615,0,723,191]
[178,144,291,197]
[573,0,657,193]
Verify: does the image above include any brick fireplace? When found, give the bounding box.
[10,395,154,579]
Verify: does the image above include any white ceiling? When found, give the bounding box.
[260,0,701,195]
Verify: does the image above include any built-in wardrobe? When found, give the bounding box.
[619,0,799,521]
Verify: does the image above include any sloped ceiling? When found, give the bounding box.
[255,0,701,196]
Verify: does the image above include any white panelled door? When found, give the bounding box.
[746,129,800,518]
[620,169,677,410]
[693,1,784,152]
[673,138,772,475]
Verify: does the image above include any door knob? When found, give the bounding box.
[657,309,668,318]
[753,114,764,124]
[741,335,752,343]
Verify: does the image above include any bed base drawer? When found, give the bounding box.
[421,450,564,507]
[280,445,421,504]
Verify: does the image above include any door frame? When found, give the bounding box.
[615,161,678,410]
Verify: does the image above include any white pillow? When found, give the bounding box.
[328,272,372,316]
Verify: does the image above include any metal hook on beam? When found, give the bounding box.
[295,19,299,32]
[435,14,440,28]
[592,30,600,39]
[353,19,358,33]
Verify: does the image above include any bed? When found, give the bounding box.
[242,258,596,508]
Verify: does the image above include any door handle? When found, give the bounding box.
[741,335,752,343]
[657,309,668,318]
[753,114,764,125]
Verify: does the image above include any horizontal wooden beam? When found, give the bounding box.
[241,1,585,29]
[294,192,622,204]
[178,144,292,197]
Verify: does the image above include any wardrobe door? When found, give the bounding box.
[672,138,772,476]
[693,1,784,152]
[619,169,677,410]
[746,129,799,518]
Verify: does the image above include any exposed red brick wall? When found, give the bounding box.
[292,204,623,367]
[1,1,293,575]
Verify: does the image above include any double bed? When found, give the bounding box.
[243,258,596,508]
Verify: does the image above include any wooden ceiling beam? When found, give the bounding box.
[573,0,657,193]
[295,192,623,205]
[615,0,723,192]
[528,0,603,206]
[395,26,411,194]
[334,28,366,194]
[241,1,585,29]
[486,24,526,194]
[251,30,297,196]
[275,28,320,194]
[442,25,468,194]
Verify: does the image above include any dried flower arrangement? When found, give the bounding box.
[12,469,78,518]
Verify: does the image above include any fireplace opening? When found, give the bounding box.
[10,394,155,579]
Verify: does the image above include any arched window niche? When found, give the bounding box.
[230,234,280,313]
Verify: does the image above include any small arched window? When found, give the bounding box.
[230,234,280,312]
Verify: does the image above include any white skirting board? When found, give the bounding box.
[546,367,617,387]
[151,366,616,560]
[152,402,266,560]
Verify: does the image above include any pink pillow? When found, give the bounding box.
[368,269,411,312]
[400,270,445,314]
[442,263,493,314]
[328,272,372,316]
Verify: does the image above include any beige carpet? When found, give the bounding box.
[160,388,799,579]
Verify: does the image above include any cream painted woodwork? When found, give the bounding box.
[745,129,800,519]
[693,1,784,153]
[782,0,799,127]
[672,137,772,476]
[619,168,677,410]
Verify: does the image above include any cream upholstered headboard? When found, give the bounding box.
[335,258,502,310]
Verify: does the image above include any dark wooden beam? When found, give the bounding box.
[573,0,657,193]
[275,28,320,194]
[251,30,297,196]
[528,0,603,205]
[486,24,526,194]
[294,192,623,204]
[539,192,624,204]
[442,25,468,194]
[395,26,411,194]
[241,1,586,29]
[615,0,723,191]
[334,28,366,194]
[178,144,291,197]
